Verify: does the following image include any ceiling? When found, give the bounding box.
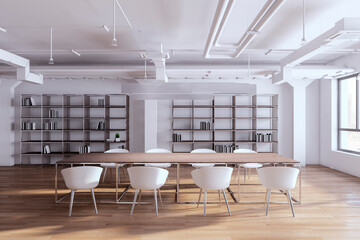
[0,0,360,80]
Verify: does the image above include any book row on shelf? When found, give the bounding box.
[215,144,239,153]
[255,133,273,142]
[22,122,37,130]
[173,133,182,142]
[200,121,212,130]
[79,145,91,154]
[43,122,57,130]
[48,110,60,118]
[96,121,106,130]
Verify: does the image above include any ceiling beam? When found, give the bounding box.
[0,49,43,84]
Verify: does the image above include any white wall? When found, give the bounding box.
[320,78,360,177]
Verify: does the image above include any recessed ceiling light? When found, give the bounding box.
[0,27,6,33]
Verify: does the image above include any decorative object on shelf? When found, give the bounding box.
[115,133,120,142]
[43,122,57,130]
[96,121,105,130]
[215,144,235,153]
[22,97,35,106]
[43,145,51,154]
[118,145,125,149]
[173,133,182,142]
[79,145,91,154]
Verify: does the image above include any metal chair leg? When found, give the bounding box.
[154,189,158,216]
[238,165,241,200]
[287,190,295,217]
[222,189,231,216]
[130,189,139,216]
[204,190,207,216]
[264,189,268,207]
[158,189,163,207]
[266,188,271,216]
[137,190,142,206]
[69,190,75,216]
[91,188,98,215]
[102,167,108,183]
[197,188,202,208]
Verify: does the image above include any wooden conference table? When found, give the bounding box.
[55,153,301,204]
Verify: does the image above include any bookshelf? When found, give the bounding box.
[171,95,278,153]
[20,94,129,165]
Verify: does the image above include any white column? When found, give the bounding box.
[144,100,157,151]
[0,79,21,166]
[288,79,315,166]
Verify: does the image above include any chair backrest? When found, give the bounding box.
[146,148,172,153]
[127,167,169,190]
[191,167,233,190]
[61,166,103,190]
[190,149,216,153]
[233,148,256,153]
[257,167,299,190]
[105,149,129,153]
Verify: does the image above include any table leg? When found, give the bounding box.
[299,164,302,204]
[176,163,180,203]
[55,163,58,203]
[116,163,119,203]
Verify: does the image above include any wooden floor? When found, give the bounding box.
[1,165,360,240]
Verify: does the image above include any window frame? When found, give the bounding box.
[338,73,360,154]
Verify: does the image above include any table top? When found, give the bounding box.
[57,153,299,164]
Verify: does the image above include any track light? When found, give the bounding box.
[0,27,6,33]
[71,50,81,56]
[49,27,54,65]
[103,25,110,32]
[111,0,118,47]
[111,38,118,47]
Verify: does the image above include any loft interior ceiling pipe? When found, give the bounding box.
[203,0,229,58]
[233,0,286,57]
[204,0,286,58]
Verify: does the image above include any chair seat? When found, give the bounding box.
[145,163,171,168]
[242,163,263,169]
[100,163,125,168]
[191,163,215,168]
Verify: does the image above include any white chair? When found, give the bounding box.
[100,149,129,183]
[233,149,262,184]
[190,149,216,168]
[128,167,169,216]
[145,148,172,168]
[191,167,233,216]
[61,166,103,216]
[257,167,300,217]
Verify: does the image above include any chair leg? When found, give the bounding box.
[266,188,271,216]
[238,165,241,200]
[137,190,142,206]
[248,168,251,180]
[204,190,207,216]
[287,190,295,217]
[158,189,163,207]
[222,189,231,216]
[154,189,158,216]
[244,168,247,184]
[91,188,98,215]
[218,190,221,206]
[197,188,202,208]
[102,168,108,183]
[130,189,139,216]
[264,189,268,207]
[69,190,75,217]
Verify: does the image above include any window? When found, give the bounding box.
[338,73,360,154]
